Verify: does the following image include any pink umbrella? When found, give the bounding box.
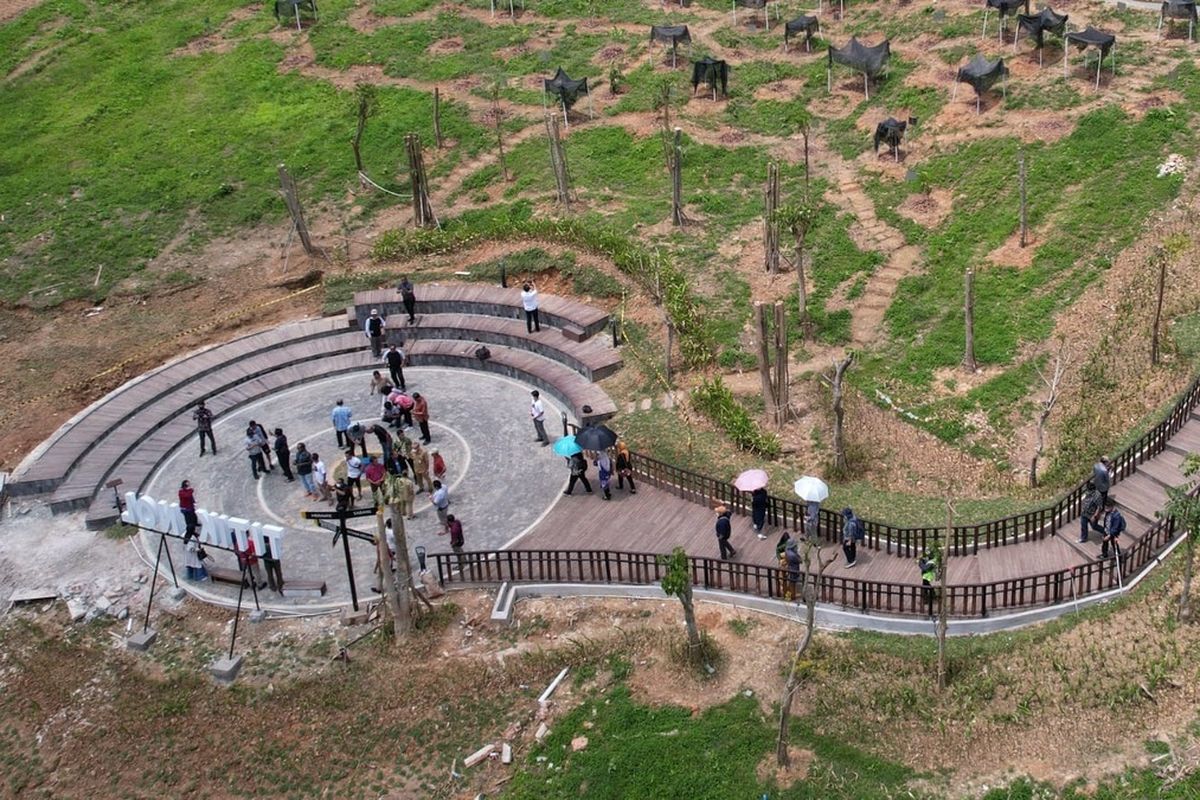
[733,469,770,492]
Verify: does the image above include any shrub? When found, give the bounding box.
[690,376,781,457]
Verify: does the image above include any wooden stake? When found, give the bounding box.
[277,163,315,255]
[755,303,778,424]
[962,269,978,372]
[773,301,788,427]
[1018,149,1028,248]
[670,127,685,226]
[545,113,571,211]
[936,501,952,691]
[764,163,780,274]
[405,134,436,228]
[433,87,444,148]
[1151,246,1167,367]
[830,353,854,474]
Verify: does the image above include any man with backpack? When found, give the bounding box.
[1100,497,1126,560]
[1079,480,1106,543]
[841,507,864,567]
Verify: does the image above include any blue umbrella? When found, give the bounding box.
[553,435,583,457]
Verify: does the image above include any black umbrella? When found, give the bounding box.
[574,424,618,451]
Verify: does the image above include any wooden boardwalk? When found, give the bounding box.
[513,409,1200,591]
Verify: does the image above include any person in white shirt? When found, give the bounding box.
[344,451,364,500]
[530,389,549,445]
[521,282,541,333]
[312,453,332,504]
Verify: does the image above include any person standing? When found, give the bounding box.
[615,442,636,494]
[262,538,284,594]
[430,448,446,482]
[919,552,938,617]
[784,538,801,599]
[1101,497,1126,560]
[312,452,332,504]
[364,456,387,506]
[184,537,209,582]
[389,468,416,520]
[805,499,821,539]
[1080,480,1105,543]
[841,507,863,567]
[334,478,353,513]
[530,390,549,445]
[251,420,273,471]
[596,451,613,500]
[294,443,315,498]
[385,344,407,391]
[178,480,198,538]
[236,535,267,590]
[273,428,294,482]
[564,451,592,495]
[444,514,464,556]
[1093,457,1113,507]
[412,392,431,444]
[398,275,417,324]
[395,431,416,477]
[751,487,768,539]
[193,400,216,456]
[521,282,541,333]
[412,443,433,494]
[331,400,353,449]
[431,480,450,531]
[245,425,268,480]
[344,450,364,500]
[714,505,737,560]
[365,308,386,357]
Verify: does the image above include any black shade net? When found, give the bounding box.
[956,54,1008,94]
[691,57,729,95]
[784,16,819,45]
[827,37,891,77]
[873,118,907,153]
[1066,26,1116,57]
[274,0,317,20]
[1016,8,1068,47]
[736,0,769,7]
[650,24,692,45]
[544,68,589,109]
[1162,0,1198,21]
[986,0,1030,17]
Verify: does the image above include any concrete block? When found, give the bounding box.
[210,655,244,683]
[126,629,157,651]
[535,722,550,742]
[167,587,187,601]
[249,609,267,623]
[341,609,370,626]
[463,743,495,768]
[501,743,513,764]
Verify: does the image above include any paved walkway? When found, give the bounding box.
[142,370,569,608]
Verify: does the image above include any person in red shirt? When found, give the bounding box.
[364,456,387,506]
[412,392,431,444]
[431,449,446,481]
[178,480,198,539]
[443,514,465,555]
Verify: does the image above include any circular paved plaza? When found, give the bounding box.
[141,369,570,610]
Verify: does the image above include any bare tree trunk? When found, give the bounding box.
[664,319,674,386]
[433,86,444,149]
[796,236,809,337]
[764,163,780,273]
[1030,347,1067,488]
[277,163,315,255]
[352,99,368,176]
[830,353,854,474]
[1018,149,1028,248]
[936,501,952,692]
[755,303,779,424]
[495,103,509,182]
[773,302,788,427]
[387,502,416,635]
[777,543,834,767]
[1152,246,1167,367]
[963,269,978,373]
[680,580,700,648]
[802,127,810,189]
[545,113,572,211]
[374,509,405,635]
[405,134,436,229]
[1181,535,1194,622]
[671,127,685,226]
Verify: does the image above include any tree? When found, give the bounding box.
[962,269,978,373]
[351,83,377,179]
[776,536,837,767]
[775,196,820,339]
[485,73,510,181]
[374,505,409,636]
[754,301,788,428]
[825,352,855,475]
[381,476,417,635]
[1150,245,1168,367]
[659,547,701,652]
[935,500,953,691]
[1030,344,1069,488]
[1162,452,1200,621]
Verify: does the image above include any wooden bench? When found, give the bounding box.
[348,284,611,341]
[404,313,621,381]
[10,317,344,497]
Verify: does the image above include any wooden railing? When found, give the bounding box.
[433,515,1177,619]
[598,371,1200,556]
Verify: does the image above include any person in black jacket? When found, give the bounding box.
[563,452,593,495]
[714,506,737,560]
[751,487,768,539]
[385,344,406,390]
[365,308,386,357]
[273,428,294,482]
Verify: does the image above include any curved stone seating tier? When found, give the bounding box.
[348,284,612,342]
[10,317,344,497]
[75,340,615,530]
[404,313,621,381]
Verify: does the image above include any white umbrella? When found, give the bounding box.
[793,475,829,503]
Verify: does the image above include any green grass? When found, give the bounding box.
[0,0,489,304]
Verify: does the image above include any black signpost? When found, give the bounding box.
[302,506,378,611]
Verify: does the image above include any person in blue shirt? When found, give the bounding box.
[1100,497,1125,560]
[331,399,353,449]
